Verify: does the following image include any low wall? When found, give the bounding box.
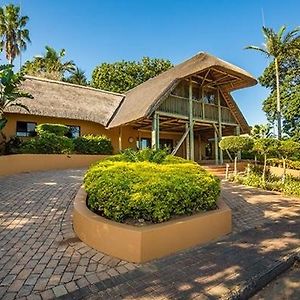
[73,187,232,263]
[0,154,108,176]
[269,166,300,178]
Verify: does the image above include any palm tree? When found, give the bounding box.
[0,4,30,64]
[65,67,87,85]
[246,26,300,139]
[0,64,33,134]
[22,46,76,80]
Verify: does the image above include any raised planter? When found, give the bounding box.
[0,154,108,176]
[73,187,232,263]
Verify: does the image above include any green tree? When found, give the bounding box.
[22,46,76,80]
[219,136,254,176]
[246,26,300,139]
[0,4,30,64]
[278,140,300,182]
[253,138,280,181]
[260,55,300,141]
[0,64,33,140]
[91,57,173,93]
[250,124,274,139]
[65,67,87,86]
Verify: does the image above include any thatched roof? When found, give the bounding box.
[108,52,257,129]
[5,76,124,126]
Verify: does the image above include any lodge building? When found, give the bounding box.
[3,52,257,164]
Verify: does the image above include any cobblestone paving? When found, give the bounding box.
[0,170,137,300]
[1,170,300,299]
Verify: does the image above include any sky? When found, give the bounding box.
[1,0,300,126]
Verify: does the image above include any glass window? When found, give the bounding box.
[66,125,80,138]
[16,121,36,137]
[138,138,151,150]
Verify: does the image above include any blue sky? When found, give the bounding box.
[2,0,300,125]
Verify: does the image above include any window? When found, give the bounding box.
[138,138,151,149]
[16,121,36,137]
[203,89,217,105]
[66,125,80,138]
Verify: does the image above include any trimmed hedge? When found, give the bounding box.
[268,158,300,170]
[35,123,69,136]
[73,135,113,155]
[84,151,220,223]
[20,132,74,154]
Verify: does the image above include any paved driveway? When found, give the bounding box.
[0,170,300,299]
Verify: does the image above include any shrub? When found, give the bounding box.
[84,155,220,223]
[35,123,69,136]
[73,135,113,154]
[268,158,300,170]
[117,148,168,163]
[20,132,74,154]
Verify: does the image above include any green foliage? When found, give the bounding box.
[35,123,69,136]
[235,166,300,197]
[20,132,74,154]
[0,65,33,132]
[0,4,30,64]
[64,67,87,86]
[73,135,113,155]
[253,138,280,157]
[250,124,274,139]
[84,153,220,223]
[116,148,168,164]
[219,136,254,155]
[22,46,76,80]
[91,57,173,93]
[278,139,300,159]
[4,136,22,154]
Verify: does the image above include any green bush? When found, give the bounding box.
[84,154,220,223]
[117,148,168,163]
[35,123,69,136]
[20,132,74,154]
[219,136,254,154]
[268,158,300,170]
[73,135,113,154]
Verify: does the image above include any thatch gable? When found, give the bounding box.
[5,76,125,127]
[108,52,257,129]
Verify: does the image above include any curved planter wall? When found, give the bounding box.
[0,154,108,176]
[73,187,232,263]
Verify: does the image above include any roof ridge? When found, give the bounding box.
[24,76,126,97]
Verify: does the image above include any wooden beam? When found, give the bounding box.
[218,88,223,164]
[214,128,219,165]
[185,123,190,160]
[171,126,190,156]
[189,78,194,161]
[118,127,123,152]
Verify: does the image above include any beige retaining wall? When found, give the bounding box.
[73,187,232,263]
[269,166,300,178]
[0,154,107,176]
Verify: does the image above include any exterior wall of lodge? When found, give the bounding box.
[3,112,234,161]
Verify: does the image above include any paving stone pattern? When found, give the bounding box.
[0,170,137,300]
[1,170,300,299]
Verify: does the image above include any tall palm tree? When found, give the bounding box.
[246,26,300,139]
[22,46,76,80]
[65,67,87,85]
[0,4,30,64]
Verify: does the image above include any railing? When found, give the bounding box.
[158,95,237,124]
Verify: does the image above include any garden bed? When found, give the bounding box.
[73,186,232,263]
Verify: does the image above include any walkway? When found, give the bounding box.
[0,170,299,299]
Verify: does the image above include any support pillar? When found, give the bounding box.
[185,123,190,160]
[214,129,219,165]
[217,88,223,164]
[151,113,159,150]
[189,79,194,161]
[118,127,122,152]
[236,125,241,160]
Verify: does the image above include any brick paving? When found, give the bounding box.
[0,170,137,299]
[1,170,300,299]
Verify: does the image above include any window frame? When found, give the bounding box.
[16,121,37,137]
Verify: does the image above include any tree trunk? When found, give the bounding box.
[274,58,282,139]
[282,158,286,183]
[234,156,237,177]
[263,154,267,182]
